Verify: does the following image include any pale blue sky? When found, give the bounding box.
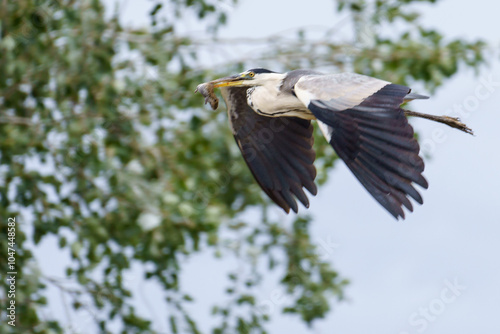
[37,1,500,333]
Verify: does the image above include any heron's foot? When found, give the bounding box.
[439,116,474,135]
[403,109,474,135]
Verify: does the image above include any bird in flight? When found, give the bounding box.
[196,69,472,219]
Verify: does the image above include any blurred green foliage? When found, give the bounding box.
[0,0,487,333]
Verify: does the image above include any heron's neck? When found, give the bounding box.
[247,74,312,119]
[253,73,287,89]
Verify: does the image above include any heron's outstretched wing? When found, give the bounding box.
[221,87,317,213]
[294,73,428,219]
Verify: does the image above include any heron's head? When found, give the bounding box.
[210,68,279,88]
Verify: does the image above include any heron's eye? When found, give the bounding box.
[248,72,255,78]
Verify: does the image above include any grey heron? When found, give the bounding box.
[196,68,472,219]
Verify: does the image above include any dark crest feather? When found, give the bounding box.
[247,68,276,74]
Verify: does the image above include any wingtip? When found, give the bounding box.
[392,208,406,220]
[307,182,318,196]
[420,177,429,190]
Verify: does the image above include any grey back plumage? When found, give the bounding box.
[294,72,390,109]
[279,70,322,95]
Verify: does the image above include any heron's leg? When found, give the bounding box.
[403,109,474,135]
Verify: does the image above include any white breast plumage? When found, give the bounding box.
[247,80,313,119]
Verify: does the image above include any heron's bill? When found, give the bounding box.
[211,75,246,88]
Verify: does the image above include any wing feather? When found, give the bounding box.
[295,75,427,219]
[222,87,317,213]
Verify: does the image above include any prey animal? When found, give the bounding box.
[195,68,472,219]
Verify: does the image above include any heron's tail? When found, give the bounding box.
[404,92,429,102]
